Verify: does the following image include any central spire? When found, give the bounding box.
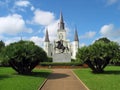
[59,11,64,30]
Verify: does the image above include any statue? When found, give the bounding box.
[54,40,69,53]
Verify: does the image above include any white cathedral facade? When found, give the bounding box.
[44,12,79,60]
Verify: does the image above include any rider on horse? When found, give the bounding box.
[57,40,63,49]
[55,40,69,53]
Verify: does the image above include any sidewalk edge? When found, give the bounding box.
[37,78,48,90]
[71,69,90,90]
[38,70,53,90]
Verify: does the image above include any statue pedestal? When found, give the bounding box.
[53,53,71,62]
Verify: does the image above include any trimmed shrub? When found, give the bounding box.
[1,40,47,74]
[76,38,120,73]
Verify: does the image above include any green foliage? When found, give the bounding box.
[95,37,110,43]
[76,37,120,73]
[76,46,88,64]
[0,40,5,66]
[1,40,47,74]
[71,59,75,62]
[0,58,9,67]
[44,57,53,62]
[0,40,5,52]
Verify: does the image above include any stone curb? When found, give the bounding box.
[38,70,53,90]
[71,69,90,90]
[37,78,48,90]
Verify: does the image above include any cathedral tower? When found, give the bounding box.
[57,12,66,40]
[72,28,79,59]
[44,29,52,57]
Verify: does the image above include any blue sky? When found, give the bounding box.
[0,0,120,47]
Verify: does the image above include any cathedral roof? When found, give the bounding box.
[74,29,79,41]
[45,29,50,42]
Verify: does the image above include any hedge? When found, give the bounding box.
[40,62,82,66]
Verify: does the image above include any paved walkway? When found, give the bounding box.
[40,69,89,90]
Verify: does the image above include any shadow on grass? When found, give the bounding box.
[28,72,51,77]
[102,70,120,75]
[0,75,11,80]
[15,71,51,78]
[92,70,120,75]
[48,73,69,79]
[0,72,51,80]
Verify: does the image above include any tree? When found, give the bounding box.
[95,37,110,43]
[1,40,47,74]
[76,38,120,73]
[0,40,5,66]
[0,40,5,52]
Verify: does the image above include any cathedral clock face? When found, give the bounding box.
[59,33,63,39]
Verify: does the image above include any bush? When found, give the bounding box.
[76,38,120,73]
[110,61,120,66]
[1,40,47,74]
[0,59,9,67]
[40,62,82,66]
[46,57,53,62]
[71,59,76,62]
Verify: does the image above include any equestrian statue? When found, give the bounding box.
[54,40,69,53]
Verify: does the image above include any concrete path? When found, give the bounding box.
[40,69,89,90]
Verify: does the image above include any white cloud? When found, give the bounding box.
[1,9,61,46]
[100,24,120,37]
[30,36,44,47]
[4,37,21,46]
[0,14,32,35]
[105,0,118,5]
[80,31,96,39]
[79,43,86,47]
[15,0,30,7]
[4,36,44,47]
[100,24,120,44]
[3,35,42,46]
[32,9,61,41]
[100,24,113,35]
[31,6,35,11]
[33,9,55,26]
[45,20,59,41]
[13,0,35,12]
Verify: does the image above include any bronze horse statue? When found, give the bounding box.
[54,40,69,53]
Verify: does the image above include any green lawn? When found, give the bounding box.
[74,66,120,90]
[0,67,51,90]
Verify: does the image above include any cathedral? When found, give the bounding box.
[44,12,79,61]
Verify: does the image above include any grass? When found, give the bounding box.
[74,66,120,90]
[0,67,51,90]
